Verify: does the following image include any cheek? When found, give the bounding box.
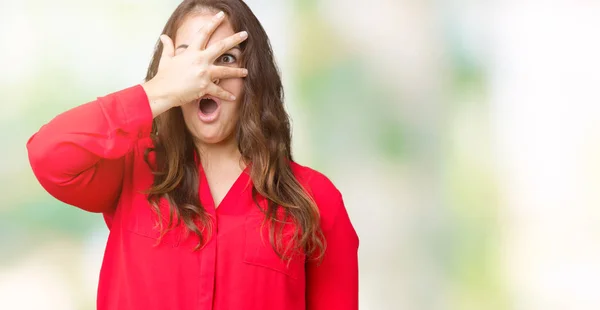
[181,104,195,118]
[222,102,240,124]
[180,104,197,128]
[220,79,244,123]
[220,78,244,96]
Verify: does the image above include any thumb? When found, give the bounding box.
[159,34,175,58]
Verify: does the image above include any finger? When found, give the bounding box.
[205,31,248,61]
[211,66,248,80]
[206,83,237,101]
[159,35,175,59]
[190,11,226,50]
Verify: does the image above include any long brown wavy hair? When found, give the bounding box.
[143,0,324,260]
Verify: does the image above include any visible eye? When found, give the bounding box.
[218,54,237,64]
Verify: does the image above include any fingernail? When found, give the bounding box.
[243,69,248,75]
[216,11,224,18]
[230,95,237,100]
[240,31,248,39]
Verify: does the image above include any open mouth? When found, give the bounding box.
[199,97,218,115]
[197,96,221,123]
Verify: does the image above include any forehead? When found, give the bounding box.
[175,12,236,47]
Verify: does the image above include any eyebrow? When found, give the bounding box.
[175,44,242,52]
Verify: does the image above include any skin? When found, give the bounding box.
[142,10,249,207]
[176,12,244,149]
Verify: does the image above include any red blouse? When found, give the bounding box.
[26,85,359,310]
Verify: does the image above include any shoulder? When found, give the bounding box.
[290,161,344,231]
[290,161,341,201]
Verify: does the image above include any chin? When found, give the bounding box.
[184,116,237,147]
[197,135,224,145]
[193,129,233,146]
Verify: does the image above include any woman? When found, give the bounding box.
[27,0,358,309]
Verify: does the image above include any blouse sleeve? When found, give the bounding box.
[306,181,359,310]
[26,85,153,213]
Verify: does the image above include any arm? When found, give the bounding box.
[26,19,248,214]
[306,192,359,310]
[26,85,153,213]
[26,12,249,214]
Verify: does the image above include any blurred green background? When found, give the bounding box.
[2,0,600,309]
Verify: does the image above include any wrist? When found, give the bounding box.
[141,79,176,118]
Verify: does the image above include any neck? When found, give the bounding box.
[196,137,244,171]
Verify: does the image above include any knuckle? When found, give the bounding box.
[196,67,208,76]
